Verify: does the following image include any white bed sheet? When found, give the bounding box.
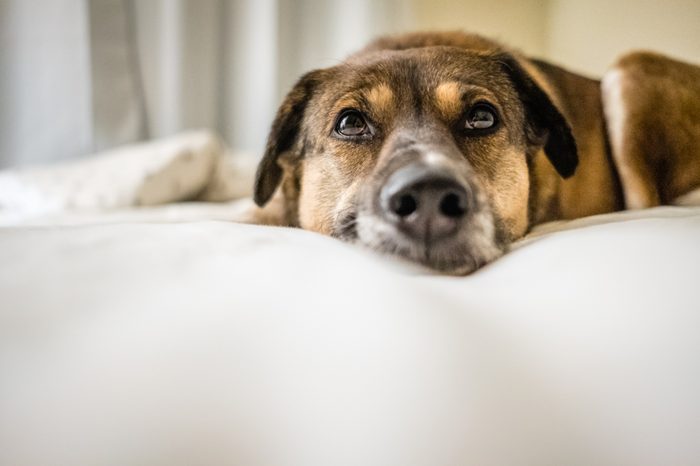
[1,203,699,466]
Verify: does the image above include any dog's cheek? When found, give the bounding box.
[298,159,344,235]
[480,149,530,241]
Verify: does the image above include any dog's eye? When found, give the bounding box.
[464,104,497,130]
[335,110,369,137]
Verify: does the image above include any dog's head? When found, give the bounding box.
[253,36,577,274]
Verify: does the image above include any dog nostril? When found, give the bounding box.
[440,192,466,218]
[393,194,418,217]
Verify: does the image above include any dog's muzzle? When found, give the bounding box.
[348,135,502,274]
[379,163,471,244]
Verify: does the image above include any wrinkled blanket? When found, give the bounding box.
[0,130,256,225]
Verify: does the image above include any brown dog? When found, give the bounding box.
[250,31,700,274]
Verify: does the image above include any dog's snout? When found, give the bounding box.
[381,165,470,241]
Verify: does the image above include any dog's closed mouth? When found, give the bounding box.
[340,210,483,275]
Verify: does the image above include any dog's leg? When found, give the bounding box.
[602,52,700,209]
[601,65,661,209]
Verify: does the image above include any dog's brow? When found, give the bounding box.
[336,83,395,112]
[434,81,464,116]
[364,84,395,114]
[328,84,395,121]
[434,81,500,118]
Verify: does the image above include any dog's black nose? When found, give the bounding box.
[381,165,470,241]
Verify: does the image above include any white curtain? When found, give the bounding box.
[1,0,94,168]
[2,0,697,169]
[0,0,410,168]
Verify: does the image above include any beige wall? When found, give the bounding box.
[409,0,548,57]
[406,0,700,77]
[546,0,700,76]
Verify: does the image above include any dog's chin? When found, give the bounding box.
[351,215,504,276]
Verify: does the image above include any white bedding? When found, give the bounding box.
[1,133,699,465]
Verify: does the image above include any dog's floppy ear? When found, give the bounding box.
[496,54,578,178]
[254,70,323,206]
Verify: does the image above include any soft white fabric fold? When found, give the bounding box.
[0,130,256,225]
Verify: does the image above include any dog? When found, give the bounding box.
[248,31,700,274]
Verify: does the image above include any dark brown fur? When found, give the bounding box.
[251,31,700,274]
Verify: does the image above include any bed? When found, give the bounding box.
[1,132,699,465]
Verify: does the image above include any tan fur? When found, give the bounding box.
[434,81,464,118]
[481,148,530,238]
[365,84,396,116]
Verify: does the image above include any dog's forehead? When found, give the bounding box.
[305,48,519,128]
[333,47,510,93]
